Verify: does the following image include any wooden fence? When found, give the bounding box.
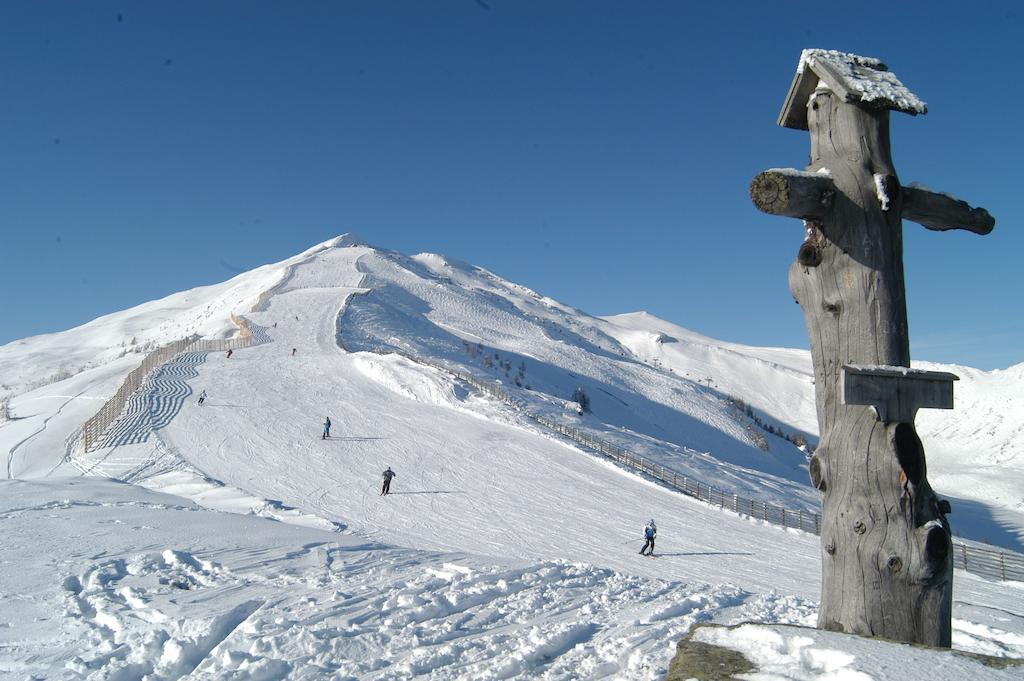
[81,332,255,452]
[79,262,290,454]
[82,336,196,452]
[953,541,1024,582]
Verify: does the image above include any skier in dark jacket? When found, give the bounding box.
[640,519,657,556]
[322,416,331,439]
[381,467,396,495]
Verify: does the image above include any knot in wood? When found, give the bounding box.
[853,520,866,535]
[825,541,836,555]
[886,555,903,573]
[798,241,822,268]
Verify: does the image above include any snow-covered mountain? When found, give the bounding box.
[2,235,1022,679]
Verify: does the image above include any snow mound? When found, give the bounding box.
[693,622,1024,680]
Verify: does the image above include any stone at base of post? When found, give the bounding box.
[669,623,1020,679]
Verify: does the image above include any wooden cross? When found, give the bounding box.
[749,49,995,648]
[750,168,993,236]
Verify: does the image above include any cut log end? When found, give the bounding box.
[750,172,790,214]
[750,169,835,220]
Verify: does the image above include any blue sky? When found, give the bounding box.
[1,1,1020,369]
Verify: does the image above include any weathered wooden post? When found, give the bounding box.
[750,50,994,647]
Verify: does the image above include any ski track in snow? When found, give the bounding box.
[6,389,86,478]
[58,542,752,680]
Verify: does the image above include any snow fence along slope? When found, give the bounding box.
[90,350,208,451]
[0,253,314,480]
[65,250,356,529]
[80,319,272,454]
[73,237,339,456]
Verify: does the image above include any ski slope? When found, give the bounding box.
[72,241,822,593]
[3,236,1024,678]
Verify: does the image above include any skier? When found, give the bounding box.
[226,349,233,359]
[381,467,396,495]
[322,416,332,439]
[197,390,207,406]
[639,519,657,556]
[292,348,297,357]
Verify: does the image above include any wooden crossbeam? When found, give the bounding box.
[841,365,959,424]
[902,186,995,234]
[751,170,995,235]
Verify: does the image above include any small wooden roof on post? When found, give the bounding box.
[778,49,928,130]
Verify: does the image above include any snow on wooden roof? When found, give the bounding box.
[778,49,928,130]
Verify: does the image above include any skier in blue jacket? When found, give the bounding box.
[640,519,657,556]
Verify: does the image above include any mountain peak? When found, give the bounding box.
[304,233,373,254]
[332,233,372,248]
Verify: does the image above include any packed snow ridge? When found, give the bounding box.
[2,234,1022,679]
